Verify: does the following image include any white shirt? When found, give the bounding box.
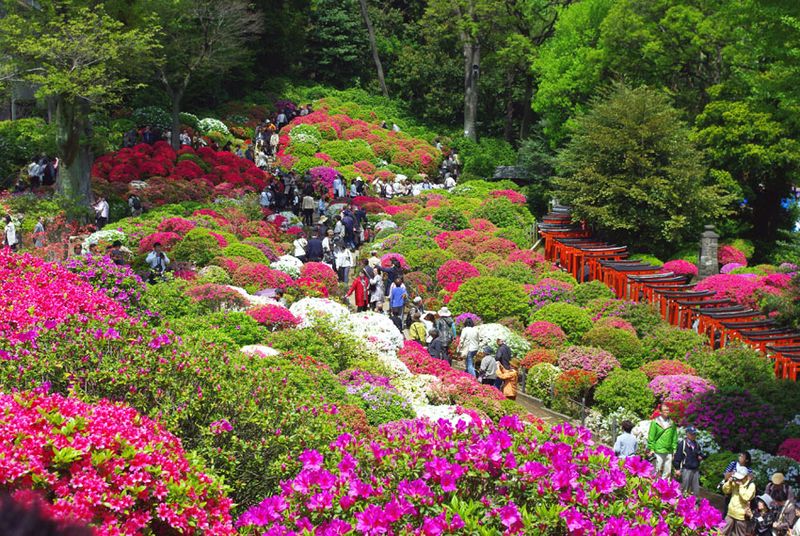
[180,133,191,145]
[458,326,480,354]
[94,200,109,218]
[146,250,170,271]
[444,176,456,189]
[4,222,17,246]
[293,238,307,257]
[368,255,380,269]
[335,249,353,268]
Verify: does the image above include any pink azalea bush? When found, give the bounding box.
[186,283,248,312]
[524,321,568,348]
[648,374,716,403]
[233,263,294,291]
[380,253,410,270]
[236,416,722,535]
[557,346,620,380]
[436,259,480,287]
[300,262,339,293]
[720,262,746,274]
[247,304,301,330]
[695,274,781,308]
[718,245,747,266]
[157,216,197,235]
[138,231,181,253]
[662,259,698,278]
[0,250,125,345]
[777,438,800,463]
[489,189,527,204]
[0,391,234,534]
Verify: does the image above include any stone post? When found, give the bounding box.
[698,225,719,279]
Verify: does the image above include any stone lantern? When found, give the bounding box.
[698,225,719,279]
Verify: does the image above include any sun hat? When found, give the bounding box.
[437,307,451,317]
[319,216,328,224]
[733,469,749,480]
[413,296,423,303]
[757,494,773,508]
[771,473,785,485]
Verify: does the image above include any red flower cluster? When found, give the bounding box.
[300,262,339,293]
[247,304,301,330]
[436,260,480,287]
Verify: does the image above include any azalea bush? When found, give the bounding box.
[435,259,480,287]
[247,304,301,330]
[777,438,800,463]
[662,259,698,278]
[237,417,723,535]
[62,254,145,312]
[640,359,697,380]
[0,391,234,534]
[187,283,249,312]
[581,325,643,369]
[641,325,706,363]
[526,363,561,402]
[523,321,568,348]
[530,303,593,344]
[648,374,716,404]
[449,276,530,323]
[557,345,620,380]
[594,369,655,418]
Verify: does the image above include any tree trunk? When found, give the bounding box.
[358,0,388,98]
[503,71,515,143]
[463,41,480,142]
[520,77,534,140]
[170,89,184,150]
[54,95,93,212]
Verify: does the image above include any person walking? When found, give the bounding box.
[335,243,354,284]
[32,216,45,248]
[301,194,315,227]
[721,469,756,536]
[435,307,456,361]
[305,232,323,263]
[769,472,798,535]
[3,215,18,252]
[346,269,370,312]
[647,402,678,480]
[369,271,385,312]
[673,426,704,496]
[456,317,480,377]
[613,420,638,458]
[477,347,498,386]
[388,277,408,330]
[93,196,109,229]
[292,233,308,262]
[496,358,520,400]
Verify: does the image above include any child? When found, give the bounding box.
[752,494,775,536]
[477,347,498,386]
[496,358,520,400]
[613,420,638,459]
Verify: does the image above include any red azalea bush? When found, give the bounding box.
[0,391,234,534]
[554,369,598,399]
[300,262,339,292]
[138,231,181,254]
[233,263,293,291]
[404,271,434,296]
[381,253,410,270]
[0,250,125,345]
[640,359,697,380]
[524,321,568,348]
[436,260,480,287]
[519,349,558,369]
[187,283,248,312]
[290,277,330,298]
[156,216,197,235]
[718,245,747,266]
[662,260,698,278]
[777,438,800,462]
[489,189,527,204]
[247,304,301,330]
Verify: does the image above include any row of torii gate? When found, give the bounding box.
[539,208,799,382]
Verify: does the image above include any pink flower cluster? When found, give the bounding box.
[436,260,480,287]
[187,283,248,311]
[300,262,339,292]
[640,360,697,380]
[0,250,125,345]
[662,259,698,278]
[157,216,197,235]
[695,274,781,308]
[247,304,301,330]
[718,245,747,266]
[381,253,410,270]
[524,321,567,348]
[777,438,800,463]
[0,391,234,534]
[489,189,527,204]
[236,416,722,535]
[648,374,716,403]
[557,346,620,380]
[233,263,293,290]
[138,231,181,253]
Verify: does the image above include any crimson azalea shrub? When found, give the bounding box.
[0,391,234,534]
[683,388,784,453]
[662,259,698,278]
[640,359,697,380]
[247,304,301,331]
[380,253,410,270]
[0,250,125,345]
[777,438,800,462]
[138,231,181,253]
[233,263,293,293]
[449,276,530,323]
[571,280,615,306]
[530,303,593,344]
[236,416,723,535]
[718,245,747,266]
[173,227,224,266]
[581,326,643,369]
[557,345,620,380]
[157,216,197,235]
[553,370,598,414]
[299,262,339,293]
[187,283,248,312]
[222,243,269,265]
[524,321,568,349]
[519,349,558,369]
[436,259,480,287]
[594,369,655,418]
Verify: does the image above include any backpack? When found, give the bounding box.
[437,317,455,345]
[131,196,142,210]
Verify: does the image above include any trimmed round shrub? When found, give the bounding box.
[557,345,620,380]
[401,218,442,237]
[222,243,269,265]
[406,248,455,278]
[171,311,266,346]
[432,207,469,231]
[472,197,531,228]
[132,106,171,129]
[392,235,438,256]
[683,388,784,453]
[609,302,664,337]
[581,326,643,369]
[187,283,249,313]
[553,370,598,415]
[641,325,706,362]
[197,265,233,285]
[519,348,558,369]
[530,303,593,344]
[449,276,530,323]
[494,261,536,285]
[524,321,568,349]
[525,363,561,402]
[593,316,637,335]
[247,304,301,331]
[639,359,697,380]
[594,369,655,418]
[173,227,224,266]
[572,280,615,306]
[687,343,774,390]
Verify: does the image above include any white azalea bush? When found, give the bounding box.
[82,229,127,252]
[289,297,351,329]
[271,255,303,278]
[476,323,530,357]
[198,117,230,135]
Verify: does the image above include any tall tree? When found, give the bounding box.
[553,83,734,256]
[146,0,263,149]
[0,1,157,208]
[358,0,389,97]
[304,0,370,87]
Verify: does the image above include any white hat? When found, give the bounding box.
[413,296,423,303]
[733,469,749,480]
[437,307,451,317]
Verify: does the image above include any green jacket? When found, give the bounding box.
[647,418,678,454]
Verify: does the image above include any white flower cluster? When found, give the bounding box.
[476,323,530,357]
[198,117,230,135]
[289,297,351,329]
[345,311,404,358]
[271,255,303,278]
[82,229,127,252]
[676,426,721,455]
[374,220,398,234]
[584,407,641,446]
[748,449,800,495]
